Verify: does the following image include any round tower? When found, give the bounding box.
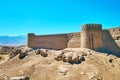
[81,24,103,50]
[81,25,90,48]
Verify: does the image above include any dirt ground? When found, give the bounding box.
[0,48,120,80]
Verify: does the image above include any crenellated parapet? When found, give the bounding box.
[82,24,102,31]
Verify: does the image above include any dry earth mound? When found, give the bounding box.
[0,47,120,80]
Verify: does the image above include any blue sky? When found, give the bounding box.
[0,0,120,36]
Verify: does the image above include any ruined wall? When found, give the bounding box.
[109,27,120,47]
[27,33,68,49]
[27,24,120,55]
[81,24,103,50]
[102,27,120,55]
[67,32,81,48]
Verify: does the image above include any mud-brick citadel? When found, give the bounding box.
[28,24,120,54]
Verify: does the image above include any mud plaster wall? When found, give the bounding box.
[27,25,120,54]
[27,34,68,49]
[67,32,81,48]
[28,32,81,49]
[102,28,120,55]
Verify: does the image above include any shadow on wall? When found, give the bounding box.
[98,30,120,57]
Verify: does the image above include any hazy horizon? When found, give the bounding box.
[0,35,27,45]
[0,0,120,36]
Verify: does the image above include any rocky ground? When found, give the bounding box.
[0,46,120,80]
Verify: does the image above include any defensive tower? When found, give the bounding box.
[81,24,103,50]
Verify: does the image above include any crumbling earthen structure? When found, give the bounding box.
[27,24,120,54]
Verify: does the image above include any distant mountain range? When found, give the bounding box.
[0,35,27,46]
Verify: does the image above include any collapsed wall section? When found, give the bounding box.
[27,33,68,49]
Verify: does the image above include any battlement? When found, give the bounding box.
[82,24,102,31]
[108,27,120,33]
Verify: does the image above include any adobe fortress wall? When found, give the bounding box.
[28,32,82,49]
[27,24,120,55]
[67,32,81,48]
[28,33,68,49]
[102,27,120,54]
[109,27,120,45]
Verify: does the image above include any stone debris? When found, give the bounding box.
[35,49,40,55]
[54,51,64,61]
[35,49,48,57]
[40,49,48,57]
[63,52,73,63]
[63,52,85,64]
